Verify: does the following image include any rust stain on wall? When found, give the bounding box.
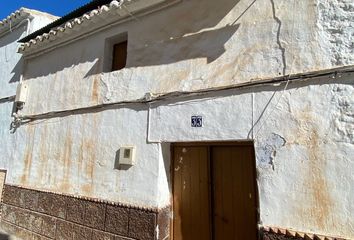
[294,108,334,229]
[78,139,84,170]
[91,59,102,104]
[60,130,73,191]
[79,114,99,196]
[20,126,36,185]
[83,139,95,179]
[91,76,100,104]
[81,183,93,196]
[209,57,238,85]
[159,69,189,92]
[87,114,98,181]
[38,125,48,183]
[306,127,333,229]
[78,138,96,196]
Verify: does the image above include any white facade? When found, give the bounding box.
[2,0,354,239]
[0,9,57,172]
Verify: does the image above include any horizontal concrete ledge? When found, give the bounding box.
[18,64,354,122]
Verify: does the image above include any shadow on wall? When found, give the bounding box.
[23,35,102,80]
[128,24,240,67]
[9,56,23,83]
[0,233,9,240]
[0,27,26,84]
[160,143,172,196]
[147,0,242,41]
[0,26,24,49]
[23,0,244,80]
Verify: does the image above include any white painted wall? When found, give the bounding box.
[6,106,162,207]
[0,10,57,169]
[20,0,353,116]
[151,74,354,238]
[2,0,354,238]
[0,25,26,99]
[0,10,57,99]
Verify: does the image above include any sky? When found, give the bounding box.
[0,0,92,20]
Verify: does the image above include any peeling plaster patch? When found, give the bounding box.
[257,133,286,168]
[331,85,354,144]
[317,0,354,65]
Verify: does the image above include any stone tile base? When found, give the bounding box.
[260,226,348,240]
[0,185,170,240]
[262,232,304,240]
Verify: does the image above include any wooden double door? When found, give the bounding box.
[172,143,258,240]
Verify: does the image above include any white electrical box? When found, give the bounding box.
[119,146,136,166]
[15,82,28,103]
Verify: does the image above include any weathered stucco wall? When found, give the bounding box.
[0,11,57,99]
[0,101,17,170]
[7,107,162,207]
[9,70,354,238]
[21,0,354,116]
[151,73,354,238]
[0,11,58,171]
[0,26,26,99]
[2,0,354,239]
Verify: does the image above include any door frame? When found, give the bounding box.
[170,141,260,240]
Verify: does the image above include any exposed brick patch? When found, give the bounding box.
[105,205,129,236]
[38,192,67,219]
[128,209,156,240]
[84,201,106,230]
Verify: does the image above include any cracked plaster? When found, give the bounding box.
[0,0,354,239]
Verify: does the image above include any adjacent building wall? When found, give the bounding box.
[2,0,354,239]
[0,9,58,171]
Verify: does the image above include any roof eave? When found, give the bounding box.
[0,8,58,36]
[0,8,33,36]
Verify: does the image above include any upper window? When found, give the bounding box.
[112,40,127,71]
[103,33,128,72]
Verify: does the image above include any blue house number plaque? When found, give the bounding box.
[191,116,203,127]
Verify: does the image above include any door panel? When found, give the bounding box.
[172,144,258,240]
[212,146,258,240]
[173,147,211,240]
